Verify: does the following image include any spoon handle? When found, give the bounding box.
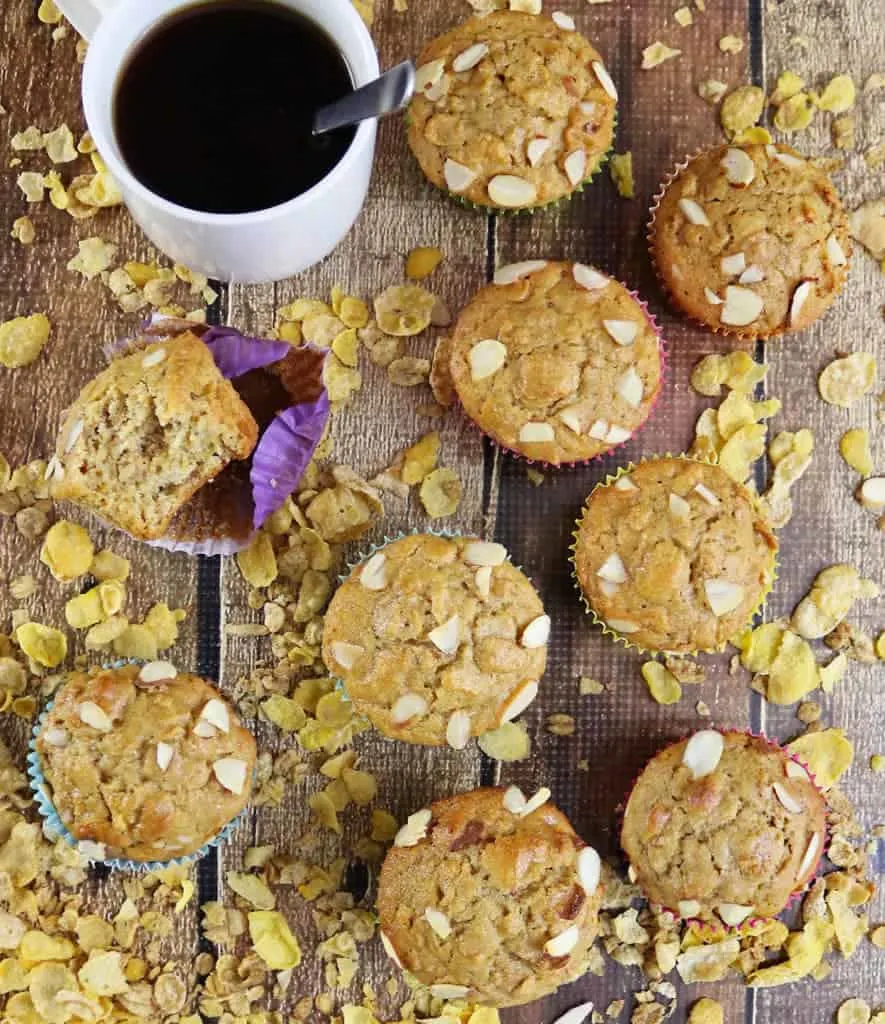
[313,60,416,136]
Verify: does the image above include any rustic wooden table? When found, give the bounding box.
[1,0,882,1021]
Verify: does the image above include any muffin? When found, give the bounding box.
[377,786,603,1006]
[53,332,258,541]
[33,663,255,863]
[621,730,827,926]
[649,143,851,339]
[572,457,778,653]
[322,533,547,746]
[408,12,617,211]
[449,261,663,464]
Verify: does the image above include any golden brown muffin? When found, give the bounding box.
[377,786,603,1006]
[573,457,778,653]
[53,333,258,540]
[621,730,827,925]
[322,534,547,746]
[449,261,662,464]
[649,143,851,339]
[35,664,255,862]
[408,12,617,210]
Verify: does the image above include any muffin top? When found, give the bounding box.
[650,143,851,338]
[408,12,617,210]
[36,664,255,862]
[449,261,662,464]
[377,786,602,1006]
[321,533,547,746]
[621,730,827,923]
[53,333,258,541]
[573,458,778,653]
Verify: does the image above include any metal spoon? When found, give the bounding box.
[313,60,416,136]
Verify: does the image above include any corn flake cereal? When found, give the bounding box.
[609,152,635,198]
[839,428,873,475]
[248,911,302,969]
[374,285,436,336]
[477,721,531,761]
[814,74,856,112]
[818,353,877,407]
[17,171,45,203]
[787,728,854,788]
[406,247,444,280]
[401,431,440,485]
[419,468,462,518]
[791,565,879,639]
[720,85,765,138]
[641,661,682,704]
[774,92,815,132]
[770,70,805,105]
[641,42,682,69]
[688,999,724,1024]
[40,521,95,582]
[237,532,278,589]
[0,314,51,369]
[848,199,885,261]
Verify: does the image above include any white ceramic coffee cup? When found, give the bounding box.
[63,0,379,283]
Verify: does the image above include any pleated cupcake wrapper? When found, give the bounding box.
[27,675,246,873]
[619,727,829,938]
[146,534,252,557]
[456,277,667,470]
[568,453,779,656]
[646,148,851,344]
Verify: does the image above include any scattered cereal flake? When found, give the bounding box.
[864,142,885,170]
[818,352,877,408]
[720,86,765,138]
[688,999,723,1024]
[819,652,848,693]
[719,34,744,54]
[792,565,879,639]
[674,6,693,26]
[0,313,51,368]
[248,910,302,969]
[11,125,44,150]
[837,1000,872,1024]
[388,356,430,387]
[331,328,360,368]
[848,199,885,261]
[749,919,834,986]
[774,92,815,132]
[526,467,545,486]
[374,284,436,336]
[787,728,854,788]
[477,721,531,761]
[67,236,118,279]
[814,74,856,112]
[401,431,441,485]
[15,621,67,667]
[733,125,773,145]
[832,115,856,151]
[641,661,682,705]
[430,334,456,407]
[579,675,605,695]
[10,216,35,245]
[641,42,681,68]
[698,79,728,104]
[419,468,462,518]
[406,246,444,280]
[770,70,806,105]
[16,171,45,202]
[609,152,634,198]
[37,0,62,22]
[870,755,885,773]
[43,124,78,163]
[40,520,95,581]
[876,632,885,659]
[324,355,362,403]
[839,428,873,475]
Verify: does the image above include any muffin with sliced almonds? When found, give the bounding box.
[32,663,255,865]
[377,786,603,1006]
[322,533,548,747]
[648,143,851,339]
[622,729,827,928]
[449,260,663,464]
[572,456,778,653]
[408,11,617,211]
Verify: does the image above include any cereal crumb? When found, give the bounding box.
[673,6,693,26]
[870,755,885,773]
[719,34,744,54]
[0,313,51,368]
[546,712,576,736]
[698,79,728,104]
[609,151,635,198]
[579,675,605,695]
[10,216,35,244]
[641,42,681,69]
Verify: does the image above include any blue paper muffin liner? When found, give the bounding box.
[28,682,246,873]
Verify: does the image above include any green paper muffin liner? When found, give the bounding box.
[619,727,829,937]
[26,662,247,872]
[568,454,779,656]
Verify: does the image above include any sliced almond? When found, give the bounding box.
[527,137,552,167]
[475,565,492,597]
[212,757,247,795]
[391,693,429,724]
[42,727,69,747]
[380,931,403,968]
[141,349,166,368]
[200,698,230,734]
[573,263,609,290]
[64,418,84,453]
[77,701,112,732]
[772,148,805,168]
[717,903,753,926]
[521,614,551,648]
[678,899,702,918]
[678,197,710,227]
[592,61,618,100]
[193,720,216,739]
[599,580,620,597]
[564,150,587,186]
[704,287,724,305]
[156,742,174,772]
[773,781,803,814]
[359,552,388,591]
[858,477,885,510]
[605,617,639,633]
[603,319,639,346]
[825,234,848,266]
[44,455,64,482]
[138,660,177,684]
[545,925,580,958]
[606,425,631,444]
[430,985,470,1001]
[597,552,627,584]
[330,641,363,670]
[616,367,644,407]
[704,579,745,616]
[424,908,452,939]
[429,615,461,655]
[509,0,542,10]
[682,729,724,778]
[464,541,507,566]
[614,475,638,492]
[468,339,507,381]
[720,285,763,326]
[501,680,539,722]
[739,265,765,284]
[786,759,811,782]
[552,10,576,29]
[424,78,448,103]
[446,710,471,750]
[558,407,584,434]
[519,422,555,443]
[789,280,813,326]
[488,174,539,208]
[588,418,610,440]
[720,252,746,276]
[452,42,489,73]
[797,832,821,880]
[394,808,432,847]
[502,785,527,814]
[577,846,601,894]
[721,147,756,186]
[415,59,445,93]
[694,482,720,506]
[522,786,551,815]
[494,260,548,284]
[443,159,476,194]
[669,493,691,518]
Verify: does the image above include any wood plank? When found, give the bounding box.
[0,0,202,988]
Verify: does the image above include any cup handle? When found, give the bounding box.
[54,0,115,41]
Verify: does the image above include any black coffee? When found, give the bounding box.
[114,0,356,214]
